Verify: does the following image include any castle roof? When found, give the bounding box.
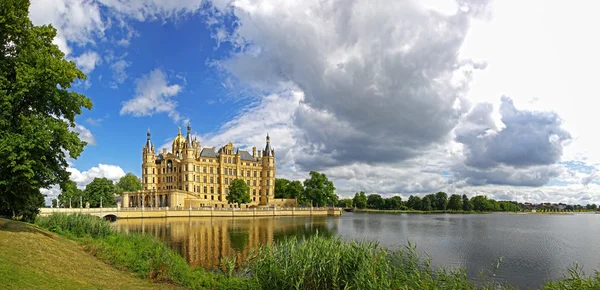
[239,150,254,161]
[200,147,219,158]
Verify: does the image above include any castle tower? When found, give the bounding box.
[142,129,157,190]
[261,133,275,205]
[184,123,195,192]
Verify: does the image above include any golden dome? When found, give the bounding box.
[172,126,186,147]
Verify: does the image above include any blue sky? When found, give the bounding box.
[30,0,600,205]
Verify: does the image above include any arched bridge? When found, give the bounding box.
[39,208,119,221]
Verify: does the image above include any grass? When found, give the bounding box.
[0,218,180,290]
[25,213,600,290]
[354,209,487,214]
[34,214,251,290]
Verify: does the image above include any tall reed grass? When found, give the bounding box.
[35,214,600,290]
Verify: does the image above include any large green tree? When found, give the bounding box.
[57,180,83,208]
[299,171,337,207]
[434,191,448,210]
[367,194,384,209]
[352,192,367,209]
[274,178,290,198]
[384,196,402,210]
[227,178,251,207]
[447,194,463,211]
[84,178,115,208]
[274,178,303,199]
[115,173,142,195]
[462,194,473,211]
[0,0,92,221]
[406,195,422,210]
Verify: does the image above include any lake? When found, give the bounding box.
[114,212,600,288]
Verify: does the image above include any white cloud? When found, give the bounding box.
[70,123,96,145]
[67,164,126,189]
[29,0,105,56]
[120,68,185,123]
[109,59,131,88]
[72,51,101,74]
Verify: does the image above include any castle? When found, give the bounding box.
[121,124,275,209]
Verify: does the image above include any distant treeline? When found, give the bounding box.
[340,192,522,212]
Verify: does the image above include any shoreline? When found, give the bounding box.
[352,209,599,215]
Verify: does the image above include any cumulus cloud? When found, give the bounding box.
[109,59,131,88]
[29,0,105,56]
[207,0,490,170]
[120,68,185,123]
[67,164,126,189]
[72,51,102,74]
[453,96,571,186]
[70,123,96,145]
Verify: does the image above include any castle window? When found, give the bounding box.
[247,171,250,177]
[152,177,155,183]
[211,195,214,200]
[210,167,213,174]
[217,168,220,174]
[185,185,188,191]
[246,180,250,186]
[267,171,270,177]
[266,180,270,186]
[225,178,228,184]
[185,174,188,181]
[179,185,182,190]
[228,157,231,163]
[253,189,256,195]
[210,177,214,184]
[228,168,232,175]
[233,159,236,164]
[203,176,207,183]
[203,167,206,173]
[233,169,237,176]
[163,168,165,174]
[179,176,182,182]
[210,187,214,194]
[254,171,257,177]
[266,189,270,196]
[204,186,207,193]
[253,197,256,202]
[204,195,207,199]
[253,180,256,186]
[260,172,262,177]
[145,168,148,174]
[152,168,155,174]
[144,177,147,184]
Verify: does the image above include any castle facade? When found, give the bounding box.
[121,124,275,208]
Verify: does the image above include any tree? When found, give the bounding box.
[275,178,290,198]
[353,192,367,209]
[299,171,337,207]
[406,195,422,210]
[287,180,303,199]
[434,192,448,210]
[447,194,463,211]
[227,179,251,206]
[84,178,115,207]
[470,195,489,212]
[367,194,384,209]
[385,196,402,210]
[58,180,83,208]
[338,198,353,208]
[0,0,92,222]
[115,173,142,195]
[462,194,473,211]
[421,195,434,211]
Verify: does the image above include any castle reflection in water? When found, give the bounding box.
[114,216,340,269]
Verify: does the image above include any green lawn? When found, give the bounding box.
[0,218,180,290]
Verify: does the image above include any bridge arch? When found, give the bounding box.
[102,214,118,222]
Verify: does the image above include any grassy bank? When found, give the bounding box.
[31,214,600,289]
[0,218,180,290]
[353,209,490,214]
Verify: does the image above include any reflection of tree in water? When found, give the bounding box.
[273,222,335,242]
[228,227,250,252]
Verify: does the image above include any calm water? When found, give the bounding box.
[114,213,600,288]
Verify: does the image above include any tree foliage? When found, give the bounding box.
[353,192,367,209]
[367,194,384,209]
[57,180,83,208]
[84,178,115,208]
[447,194,463,211]
[115,173,142,195]
[275,178,303,199]
[0,0,92,221]
[299,171,337,207]
[227,178,251,206]
[338,198,353,208]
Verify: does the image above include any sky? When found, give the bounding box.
[30,0,600,205]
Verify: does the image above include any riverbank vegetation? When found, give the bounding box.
[33,213,600,290]
[339,191,599,214]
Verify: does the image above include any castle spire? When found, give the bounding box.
[186,122,192,147]
[264,133,271,157]
[145,128,153,153]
